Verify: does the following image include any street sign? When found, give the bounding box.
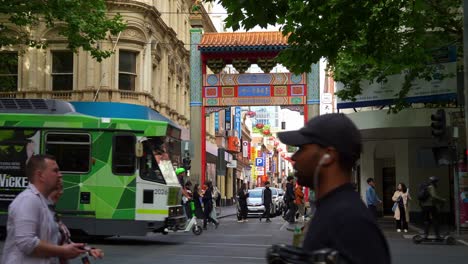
[257,167,264,176]
[227,160,237,168]
[265,155,270,172]
[320,103,333,114]
[321,93,333,104]
[255,158,264,167]
[242,141,249,158]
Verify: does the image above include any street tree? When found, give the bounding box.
[0,0,126,61]
[215,0,462,111]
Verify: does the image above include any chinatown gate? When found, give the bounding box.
[189,29,321,189]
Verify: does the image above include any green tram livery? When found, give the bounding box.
[0,99,186,237]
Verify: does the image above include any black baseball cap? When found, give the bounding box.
[277,113,362,162]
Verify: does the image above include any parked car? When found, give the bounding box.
[275,188,286,216]
[236,188,276,219]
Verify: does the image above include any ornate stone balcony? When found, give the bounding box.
[0,89,189,126]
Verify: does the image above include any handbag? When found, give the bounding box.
[392,196,402,212]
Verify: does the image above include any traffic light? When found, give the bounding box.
[182,157,191,171]
[430,109,446,140]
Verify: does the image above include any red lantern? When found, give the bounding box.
[277,147,282,152]
[263,129,270,135]
[269,136,275,140]
[247,111,256,117]
[256,123,264,129]
[274,142,279,146]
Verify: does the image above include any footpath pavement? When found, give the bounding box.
[407,221,468,246]
[376,216,468,247]
[216,205,237,219]
[216,205,468,246]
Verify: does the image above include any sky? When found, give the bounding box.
[210,1,282,33]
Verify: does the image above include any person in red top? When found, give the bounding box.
[294,185,305,222]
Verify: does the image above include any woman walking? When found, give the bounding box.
[237,183,249,222]
[202,181,219,229]
[192,184,205,219]
[392,182,411,232]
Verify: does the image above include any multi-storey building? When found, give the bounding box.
[0,0,216,137]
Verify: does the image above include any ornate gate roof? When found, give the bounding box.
[198,31,288,53]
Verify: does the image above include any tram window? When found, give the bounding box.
[139,141,165,184]
[45,133,91,174]
[112,135,136,175]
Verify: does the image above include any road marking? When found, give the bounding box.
[166,254,264,260]
[201,234,273,237]
[279,222,290,231]
[187,241,270,248]
[457,239,468,246]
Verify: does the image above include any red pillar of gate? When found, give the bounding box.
[201,106,206,185]
[201,57,207,186]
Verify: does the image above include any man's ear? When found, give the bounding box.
[34,169,44,183]
[321,148,336,166]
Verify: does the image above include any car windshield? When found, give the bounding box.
[248,190,262,198]
[271,188,278,196]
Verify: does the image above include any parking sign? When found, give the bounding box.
[255,158,264,167]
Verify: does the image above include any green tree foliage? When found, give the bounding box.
[215,0,462,111]
[0,0,126,61]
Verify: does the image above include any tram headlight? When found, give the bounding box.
[169,206,183,217]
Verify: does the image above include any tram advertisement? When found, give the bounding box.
[0,129,40,209]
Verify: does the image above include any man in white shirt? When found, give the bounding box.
[2,154,86,264]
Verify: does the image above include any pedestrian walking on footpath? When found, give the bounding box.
[294,184,305,222]
[283,176,297,224]
[392,182,411,233]
[278,113,390,264]
[366,177,382,219]
[210,184,220,221]
[259,181,272,222]
[237,183,249,222]
[1,154,87,264]
[192,184,205,219]
[202,181,219,229]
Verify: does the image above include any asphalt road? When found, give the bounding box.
[1,214,468,264]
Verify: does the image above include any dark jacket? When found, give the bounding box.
[203,187,214,206]
[192,191,204,218]
[262,187,272,205]
[420,184,445,207]
[237,189,249,205]
[285,182,295,203]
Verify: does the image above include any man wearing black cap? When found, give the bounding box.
[278,113,390,264]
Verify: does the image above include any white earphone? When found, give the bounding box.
[314,153,331,194]
[319,154,331,165]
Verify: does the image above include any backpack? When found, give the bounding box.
[417,183,430,202]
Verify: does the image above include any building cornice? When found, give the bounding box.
[107,0,207,54]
